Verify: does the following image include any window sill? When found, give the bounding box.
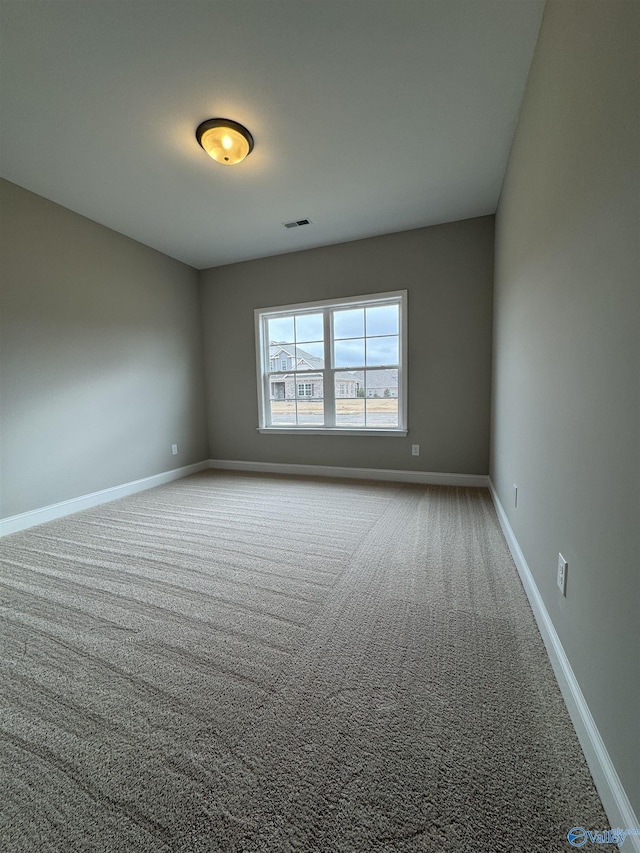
[258,427,407,437]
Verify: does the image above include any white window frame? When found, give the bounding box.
[255,290,408,436]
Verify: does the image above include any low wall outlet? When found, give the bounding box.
[557,553,568,596]
[514,484,518,508]
[171,444,178,455]
[411,444,420,456]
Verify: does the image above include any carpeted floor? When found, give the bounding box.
[0,471,607,852]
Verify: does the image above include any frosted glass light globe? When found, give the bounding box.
[196,119,254,165]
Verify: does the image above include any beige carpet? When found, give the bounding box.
[0,471,607,852]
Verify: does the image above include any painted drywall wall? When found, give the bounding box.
[492,0,639,814]
[0,179,209,518]
[200,216,494,474]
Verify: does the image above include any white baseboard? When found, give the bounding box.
[0,461,210,537]
[208,458,489,488]
[1,459,485,538]
[489,480,639,849]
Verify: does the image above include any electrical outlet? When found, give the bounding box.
[171,444,178,455]
[557,553,568,596]
[412,444,420,456]
[514,484,518,508]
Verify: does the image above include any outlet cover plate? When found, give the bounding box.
[557,553,568,596]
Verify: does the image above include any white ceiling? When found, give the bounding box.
[0,1,544,270]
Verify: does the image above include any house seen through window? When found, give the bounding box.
[255,291,407,433]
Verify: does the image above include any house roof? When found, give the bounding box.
[350,370,398,388]
[269,346,398,386]
[269,344,324,371]
[0,2,544,269]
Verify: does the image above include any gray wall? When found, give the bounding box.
[0,179,209,518]
[491,0,639,813]
[200,216,494,474]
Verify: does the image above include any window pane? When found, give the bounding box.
[294,373,323,424]
[364,369,398,427]
[334,338,365,368]
[366,304,398,337]
[269,346,294,372]
[295,313,323,343]
[268,315,294,344]
[269,379,287,401]
[292,373,323,399]
[366,335,398,366]
[295,341,324,364]
[296,401,324,425]
[333,308,364,339]
[335,372,365,427]
[269,377,296,425]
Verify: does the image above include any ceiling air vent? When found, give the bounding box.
[283,218,312,229]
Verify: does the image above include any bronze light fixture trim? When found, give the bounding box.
[196,118,254,165]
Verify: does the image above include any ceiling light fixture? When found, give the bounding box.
[195,118,254,165]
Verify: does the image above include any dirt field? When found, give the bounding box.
[270,399,398,427]
[271,399,397,414]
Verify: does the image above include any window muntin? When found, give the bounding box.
[256,291,406,434]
